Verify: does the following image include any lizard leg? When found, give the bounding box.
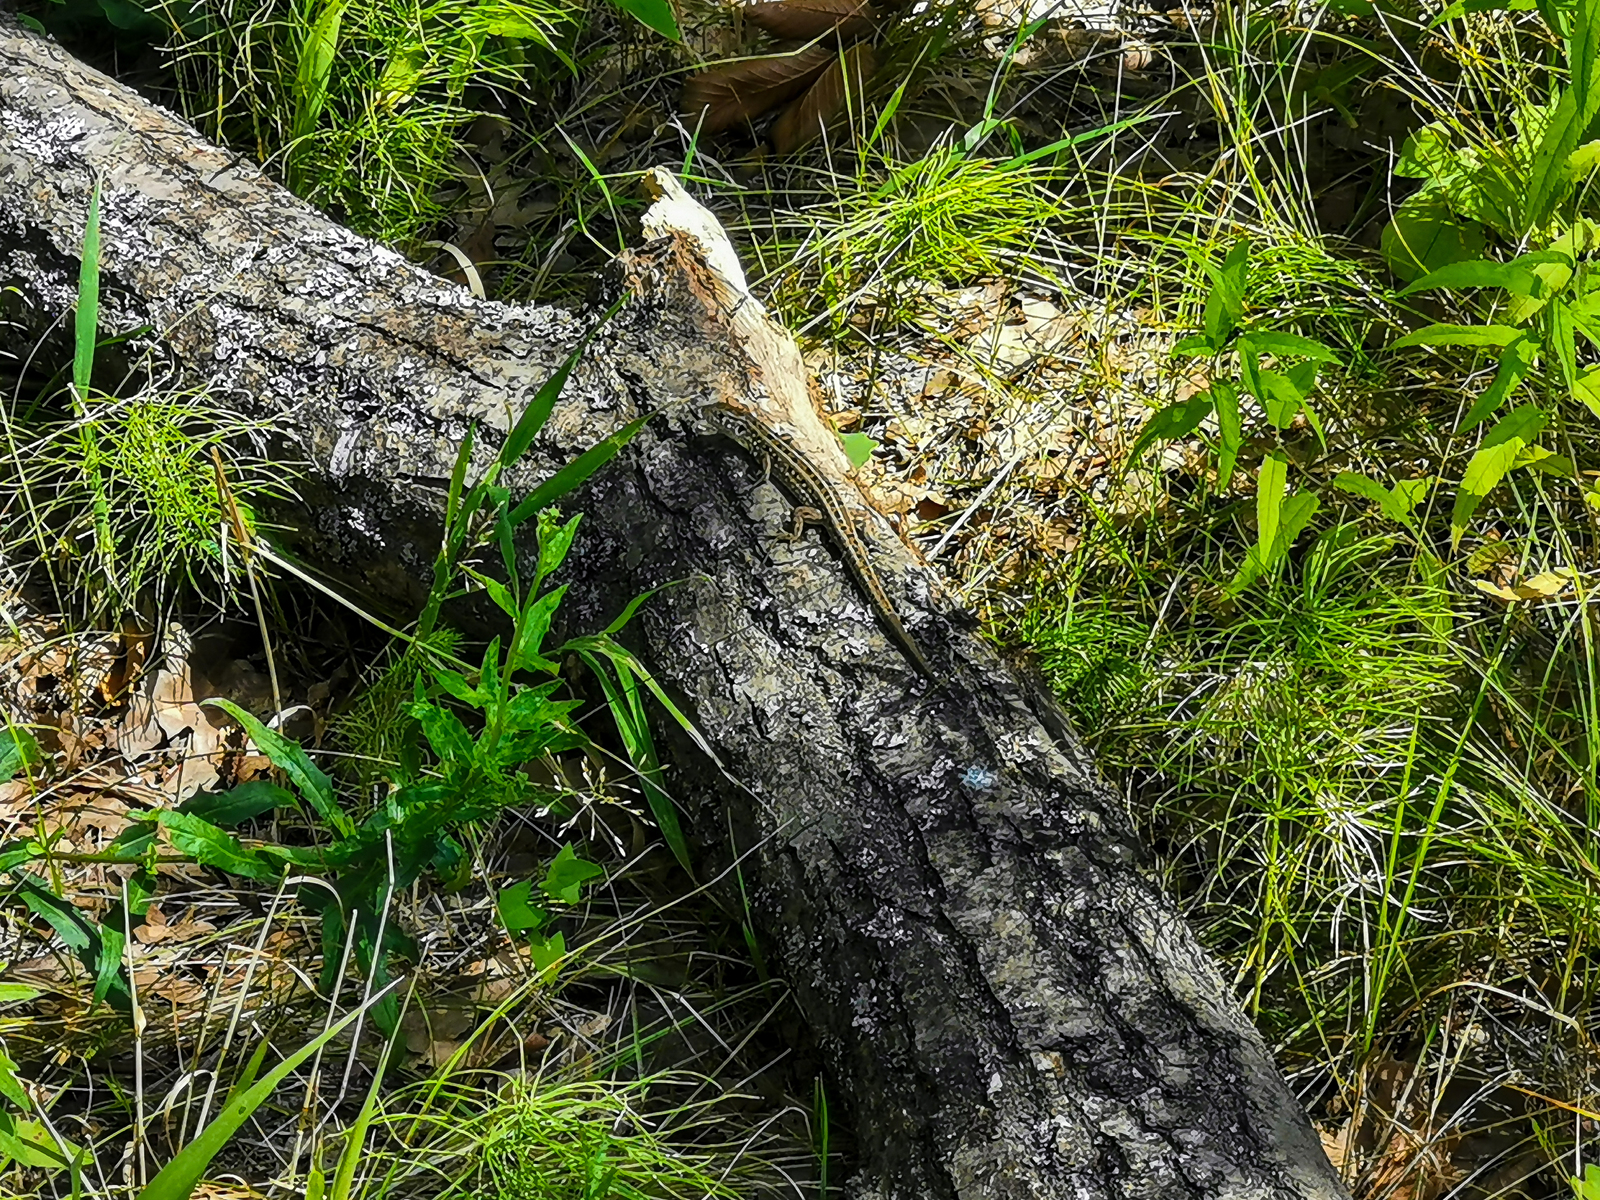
[778,505,824,543]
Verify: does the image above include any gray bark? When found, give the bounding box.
[0,20,1349,1200]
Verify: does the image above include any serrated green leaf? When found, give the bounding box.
[512,586,565,674]
[1257,450,1289,563]
[1172,333,1216,358]
[1129,392,1214,464]
[1214,381,1242,490]
[1204,239,1250,347]
[1573,364,1600,417]
[1258,370,1305,429]
[1452,404,1549,543]
[201,699,350,837]
[1392,323,1526,349]
[428,665,486,708]
[413,703,475,767]
[1240,331,1342,363]
[1460,335,1536,433]
[1550,297,1579,389]
[1332,471,1393,508]
[1398,258,1544,297]
[156,812,278,882]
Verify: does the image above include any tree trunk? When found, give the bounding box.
[0,19,1348,1199]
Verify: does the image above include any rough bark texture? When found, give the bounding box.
[0,21,1350,1200]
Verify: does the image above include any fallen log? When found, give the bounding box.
[0,18,1348,1199]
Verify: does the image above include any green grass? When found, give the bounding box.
[0,386,295,609]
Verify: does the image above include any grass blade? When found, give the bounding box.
[135,985,394,1200]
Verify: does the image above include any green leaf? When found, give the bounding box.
[1460,335,1536,433]
[840,432,878,470]
[1392,323,1526,349]
[135,988,389,1200]
[606,0,680,39]
[1398,258,1544,298]
[497,880,549,934]
[14,880,91,952]
[499,311,616,473]
[1214,381,1242,490]
[181,781,295,828]
[1550,296,1579,389]
[463,568,518,619]
[411,702,475,769]
[0,1046,29,1109]
[74,179,101,397]
[534,510,584,590]
[1203,239,1250,347]
[291,0,349,145]
[1256,450,1289,563]
[201,700,351,837]
[1240,331,1342,363]
[1451,404,1549,543]
[92,922,124,1006]
[1129,392,1214,464]
[1258,370,1306,429]
[527,931,567,976]
[155,812,278,882]
[1572,1162,1600,1199]
[0,1112,77,1172]
[1526,0,1600,230]
[1507,234,1582,324]
[1172,333,1216,358]
[0,985,40,1004]
[540,844,605,905]
[507,411,655,527]
[1430,0,1535,24]
[1381,191,1488,282]
[0,728,40,785]
[428,665,486,708]
[1271,491,1321,566]
[1335,472,1433,526]
[1573,364,1600,417]
[511,586,566,674]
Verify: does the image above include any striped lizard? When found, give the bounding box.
[704,403,937,681]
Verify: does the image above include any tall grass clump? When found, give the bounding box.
[152,0,581,247]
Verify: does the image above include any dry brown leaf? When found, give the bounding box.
[744,0,878,41]
[681,46,835,133]
[771,43,876,154]
[99,619,153,706]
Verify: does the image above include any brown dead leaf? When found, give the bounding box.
[99,619,153,706]
[771,43,876,154]
[681,46,834,133]
[744,0,878,40]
